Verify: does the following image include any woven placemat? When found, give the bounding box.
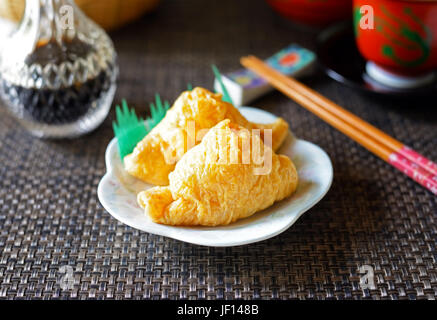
[0,0,436,300]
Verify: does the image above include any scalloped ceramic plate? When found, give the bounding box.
[98,107,333,246]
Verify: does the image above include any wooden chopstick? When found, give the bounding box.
[242,55,437,176]
[240,55,437,195]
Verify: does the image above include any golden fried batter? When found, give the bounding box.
[124,87,289,186]
[137,120,298,226]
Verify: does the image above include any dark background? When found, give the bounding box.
[0,0,436,299]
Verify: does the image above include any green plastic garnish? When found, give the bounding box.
[211,64,234,105]
[112,95,170,161]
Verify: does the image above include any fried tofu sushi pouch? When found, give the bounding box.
[137,120,298,226]
[124,87,289,186]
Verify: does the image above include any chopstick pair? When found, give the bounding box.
[240,55,437,196]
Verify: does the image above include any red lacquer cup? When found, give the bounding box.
[266,0,352,26]
[354,0,437,87]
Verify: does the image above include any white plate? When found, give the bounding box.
[98,107,333,247]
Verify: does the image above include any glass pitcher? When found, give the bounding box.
[0,0,118,138]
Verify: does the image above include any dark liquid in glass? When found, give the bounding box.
[0,38,112,124]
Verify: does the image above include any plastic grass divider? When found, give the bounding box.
[211,64,234,105]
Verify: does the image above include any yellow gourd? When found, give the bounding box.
[0,0,160,30]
